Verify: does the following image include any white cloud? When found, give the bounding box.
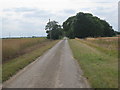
[1,0,119,37]
[118,1,120,32]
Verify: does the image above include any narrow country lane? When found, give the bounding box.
[3,38,90,88]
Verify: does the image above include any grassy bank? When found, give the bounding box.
[3,39,59,82]
[69,39,118,88]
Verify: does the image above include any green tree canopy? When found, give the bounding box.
[45,20,63,40]
[63,12,116,38]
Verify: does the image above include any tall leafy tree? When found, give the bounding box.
[63,12,116,38]
[63,16,76,38]
[45,21,63,40]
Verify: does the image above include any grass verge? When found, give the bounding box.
[2,40,59,82]
[69,39,118,88]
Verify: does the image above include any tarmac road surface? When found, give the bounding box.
[3,38,90,88]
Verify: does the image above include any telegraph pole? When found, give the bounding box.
[49,19,52,40]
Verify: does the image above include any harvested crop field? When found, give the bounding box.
[83,37,118,57]
[2,37,47,63]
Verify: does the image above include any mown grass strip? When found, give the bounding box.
[69,39,118,88]
[76,39,118,58]
[2,40,59,82]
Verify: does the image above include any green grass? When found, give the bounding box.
[69,39,118,88]
[0,65,1,83]
[2,40,59,82]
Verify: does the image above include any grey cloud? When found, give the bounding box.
[14,8,37,12]
[63,9,76,14]
[3,7,37,12]
[118,1,120,32]
[23,10,54,18]
[3,9,12,12]
[2,18,46,37]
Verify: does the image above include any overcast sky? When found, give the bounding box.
[0,0,119,38]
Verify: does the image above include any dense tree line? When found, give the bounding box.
[115,31,120,35]
[63,12,116,38]
[45,21,63,40]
